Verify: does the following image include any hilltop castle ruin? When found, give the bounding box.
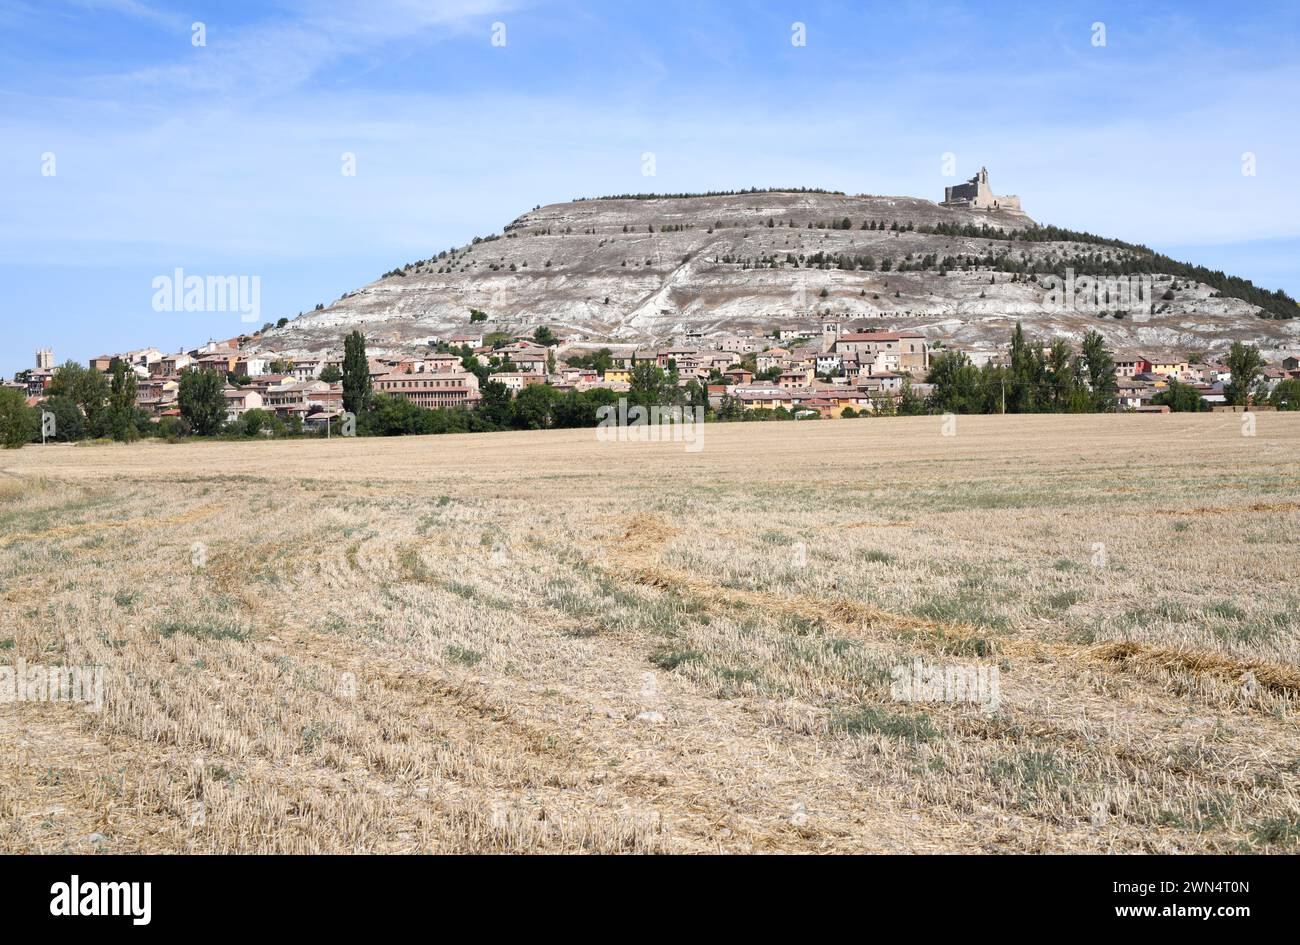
[942,167,1021,211]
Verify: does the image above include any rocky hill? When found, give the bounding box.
[254,188,1300,359]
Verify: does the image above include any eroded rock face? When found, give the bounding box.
[253,191,1299,358]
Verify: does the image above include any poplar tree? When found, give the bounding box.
[108,361,138,442]
[342,330,372,414]
[1080,330,1118,411]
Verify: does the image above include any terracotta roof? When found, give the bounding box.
[838,331,923,342]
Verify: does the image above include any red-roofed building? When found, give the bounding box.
[374,370,481,409]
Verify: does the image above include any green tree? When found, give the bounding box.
[360,394,433,436]
[682,378,708,413]
[1224,341,1263,406]
[178,368,228,435]
[108,362,138,442]
[630,362,671,404]
[1080,330,1118,412]
[342,330,372,414]
[1007,322,1043,413]
[46,361,110,437]
[898,378,926,415]
[717,394,745,420]
[157,415,190,440]
[1269,378,1300,410]
[512,383,560,429]
[1152,378,1209,412]
[926,351,983,413]
[241,408,274,436]
[0,388,36,448]
[568,347,615,373]
[461,354,491,386]
[41,394,85,441]
[319,364,342,384]
[425,406,481,435]
[1044,339,1078,411]
[477,380,513,429]
[533,325,558,346]
[552,387,620,428]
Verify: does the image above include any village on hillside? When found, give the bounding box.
[11,163,1296,443]
[7,314,1300,442]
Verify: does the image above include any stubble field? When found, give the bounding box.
[1,413,1298,853]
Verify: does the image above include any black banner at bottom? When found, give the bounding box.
[8,854,1276,931]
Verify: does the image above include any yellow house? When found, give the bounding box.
[602,368,632,383]
[1149,358,1188,378]
[736,388,793,411]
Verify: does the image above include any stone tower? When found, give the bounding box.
[36,348,53,369]
[943,167,1022,212]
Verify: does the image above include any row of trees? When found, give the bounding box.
[357,384,619,436]
[927,331,1291,415]
[0,361,147,446]
[356,352,708,436]
[911,223,1298,320]
[926,327,1119,414]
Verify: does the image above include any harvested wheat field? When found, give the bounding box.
[1,412,1298,854]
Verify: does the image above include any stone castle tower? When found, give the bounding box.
[36,348,53,370]
[943,167,1021,212]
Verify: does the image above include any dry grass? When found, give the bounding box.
[1,413,1298,853]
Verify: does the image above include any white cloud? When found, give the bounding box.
[81,0,525,101]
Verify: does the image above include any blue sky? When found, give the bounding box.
[2,0,1297,376]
